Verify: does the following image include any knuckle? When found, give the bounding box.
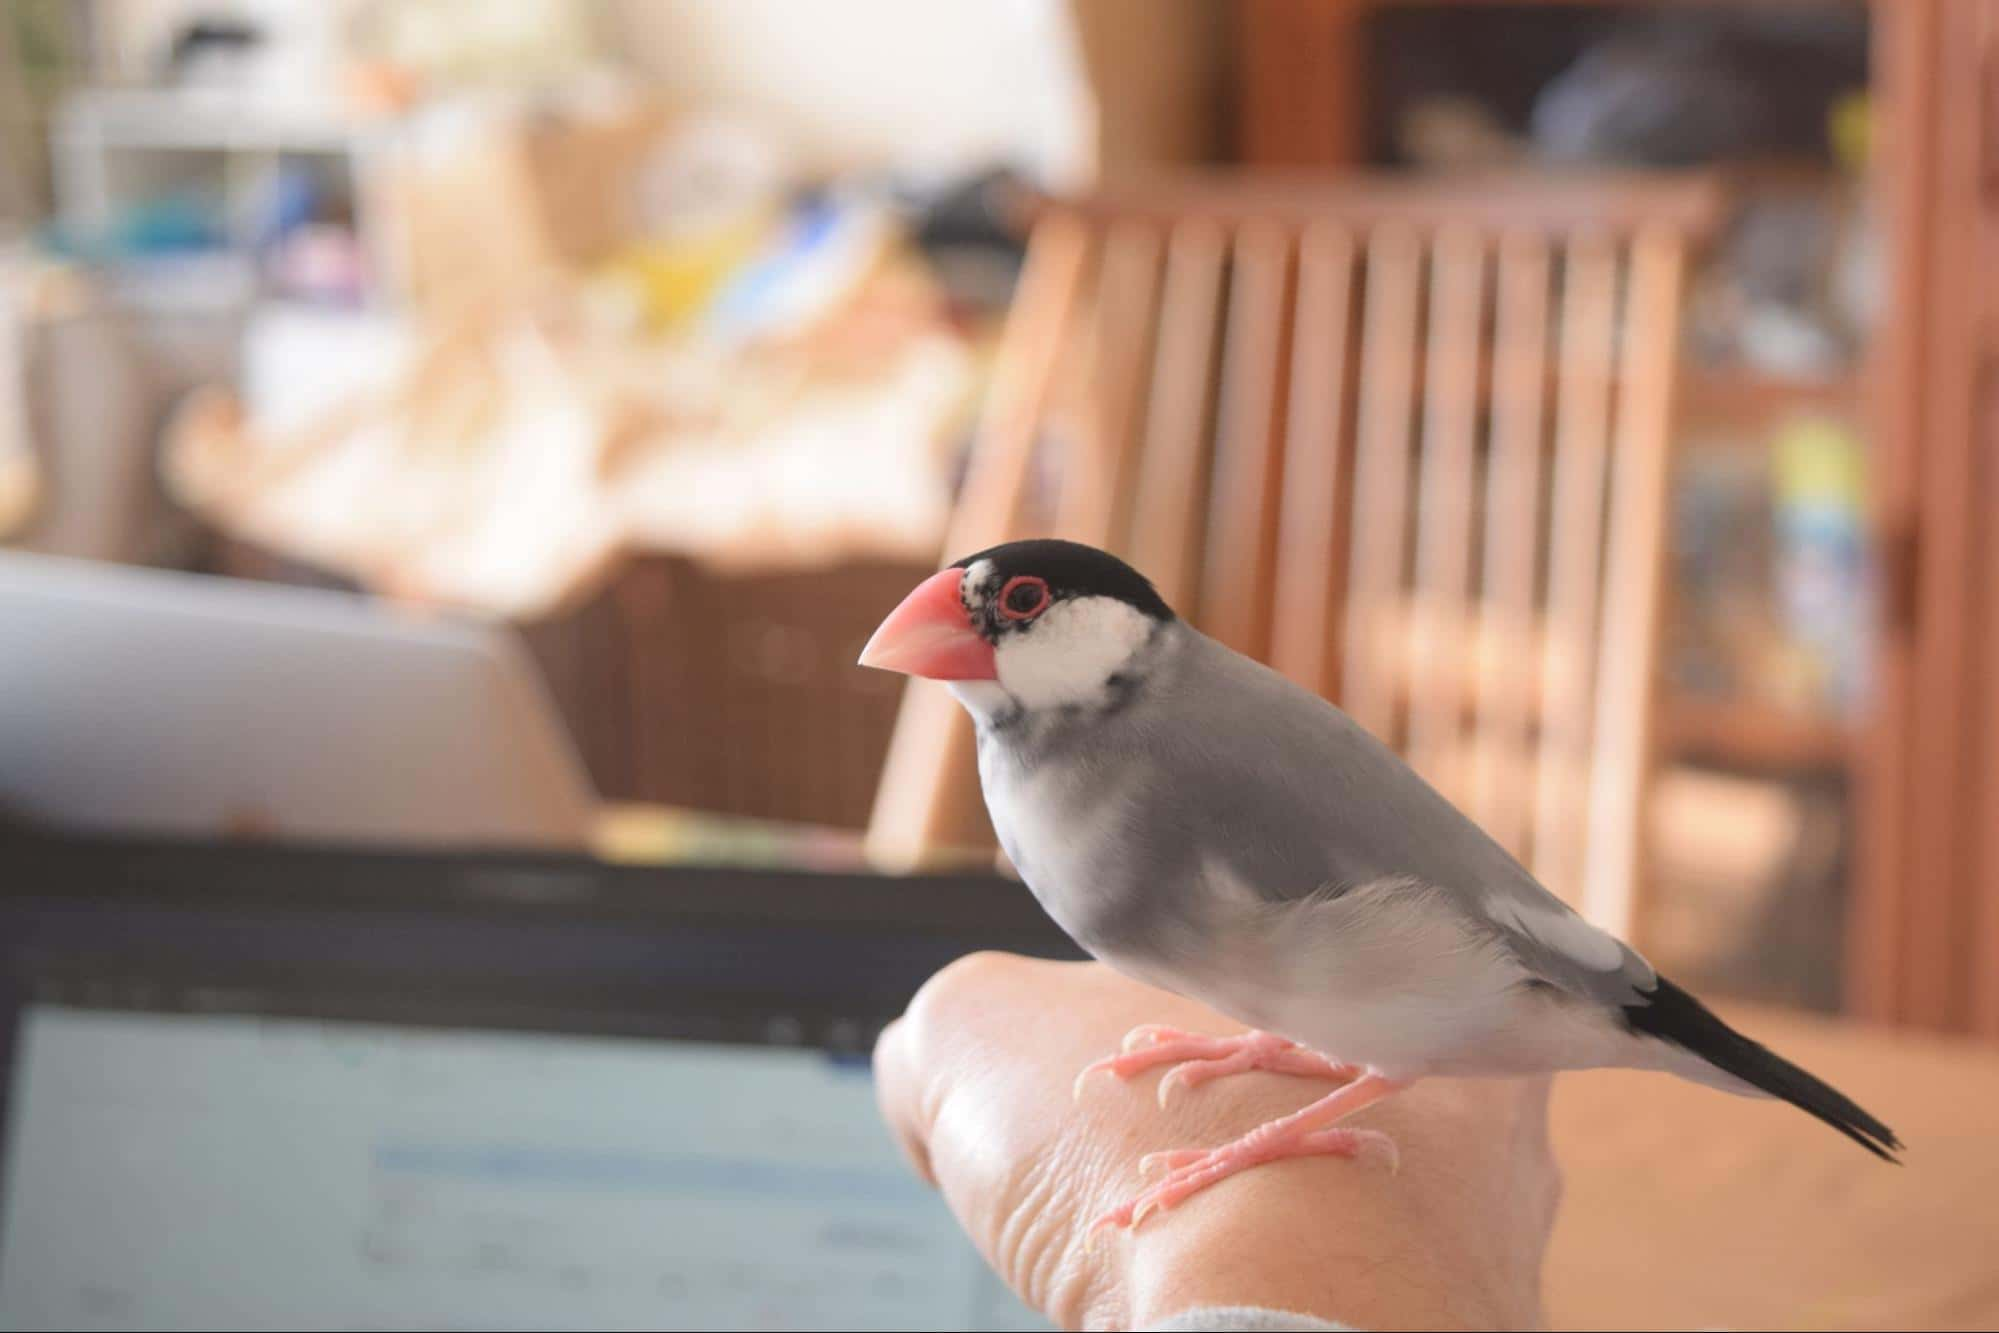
[900,950,1019,1039]
[922,949,1019,1005]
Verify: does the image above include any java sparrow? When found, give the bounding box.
[860,538,1899,1233]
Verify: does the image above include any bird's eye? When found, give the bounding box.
[999,575,1049,621]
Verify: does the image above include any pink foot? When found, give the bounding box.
[1089,1073,1407,1238]
[1073,1026,1360,1106]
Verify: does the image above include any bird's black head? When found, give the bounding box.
[859,538,1176,717]
[950,539,1175,636]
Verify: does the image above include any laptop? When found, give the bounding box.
[0,832,1082,1331]
[0,553,595,849]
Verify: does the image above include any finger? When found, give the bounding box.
[872,1017,937,1186]
[875,952,1055,1194]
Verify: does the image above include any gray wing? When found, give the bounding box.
[1118,630,1656,1010]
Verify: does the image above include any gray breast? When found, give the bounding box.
[971,631,1248,965]
[977,727,1160,958]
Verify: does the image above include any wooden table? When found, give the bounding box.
[1549,1004,1999,1330]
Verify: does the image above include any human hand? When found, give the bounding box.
[875,954,1559,1331]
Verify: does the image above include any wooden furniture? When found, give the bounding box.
[867,172,1722,942]
[1851,0,1999,1041]
[1235,0,1999,1042]
[1238,0,1377,170]
[1239,1,1876,771]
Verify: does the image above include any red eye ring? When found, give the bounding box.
[998,575,1050,621]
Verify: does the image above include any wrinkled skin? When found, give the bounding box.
[875,955,1560,1332]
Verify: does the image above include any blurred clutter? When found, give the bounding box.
[166,125,988,614]
[151,95,1025,830]
[120,71,1022,613]
[1670,413,1872,722]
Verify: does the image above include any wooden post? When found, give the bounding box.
[863,216,1092,871]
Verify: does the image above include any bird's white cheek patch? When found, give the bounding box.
[994,596,1152,710]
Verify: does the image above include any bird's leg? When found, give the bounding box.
[1090,1073,1407,1237]
[1073,1025,1359,1106]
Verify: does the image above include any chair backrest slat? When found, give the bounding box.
[1582,229,1687,936]
[867,214,1092,869]
[1343,225,1425,745]
[941,213,1093,557]
[1530,233,1620,902]
[1408,226,1488,790]
[1269,223,1358,699]
[1204,222,1296,658]
[1059,221,1163,550]
[1128,220,1227,616]
[1472,231,1554,860]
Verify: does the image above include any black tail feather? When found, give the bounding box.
[1623,976,1903,1161]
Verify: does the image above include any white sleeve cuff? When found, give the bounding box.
[1143,1305,1353,1332]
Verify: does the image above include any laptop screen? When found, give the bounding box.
[0,836,1077,1332]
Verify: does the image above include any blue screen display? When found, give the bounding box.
[0,1008,1049,1332]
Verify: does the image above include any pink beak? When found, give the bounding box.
[857,567,997,680]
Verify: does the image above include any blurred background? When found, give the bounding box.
[1,3,1996,1330]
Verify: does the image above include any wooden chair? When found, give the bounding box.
[868,172,1723,940]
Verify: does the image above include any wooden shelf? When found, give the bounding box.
[1710,158,1855,197]
[1661,693,1854,771]
[1678,368,1863,429]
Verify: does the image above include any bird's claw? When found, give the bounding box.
[1356,1129,1401,1175]
[1075,1026,1209,1100]
[1072,1057,1118,1102]
[1082,1207,1130,1253]
[1138,1148,1205,1178]
[1156,1068,1182,1108]
[1087,1084,1405,1244]
[1076,1027,1358,1111]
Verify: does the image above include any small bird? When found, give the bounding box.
[860,539,1899,1232]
